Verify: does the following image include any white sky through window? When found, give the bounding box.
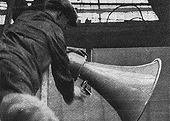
[0,0,158,24]
[70,0,158,23]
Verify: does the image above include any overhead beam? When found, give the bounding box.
[77,7,152,13]
[72,2,150,6]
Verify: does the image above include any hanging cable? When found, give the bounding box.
[106,5,145,22]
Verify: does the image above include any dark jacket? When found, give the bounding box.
[0,10,74,104]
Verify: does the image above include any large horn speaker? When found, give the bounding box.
[68,53,162,121]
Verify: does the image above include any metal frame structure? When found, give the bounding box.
[0,0,152,22]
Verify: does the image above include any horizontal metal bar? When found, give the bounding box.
[72,2,150,6]
[77,7,152,13]
[5,1,151,6]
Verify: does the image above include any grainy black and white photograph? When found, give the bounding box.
[0,0,168,121]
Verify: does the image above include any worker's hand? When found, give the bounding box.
[74,86,87,102]
[68,52,86,80]
[67,47,88,58]
[67,47,88,80]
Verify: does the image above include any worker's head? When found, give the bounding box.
[45,0,78,27]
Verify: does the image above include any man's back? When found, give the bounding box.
[0,10,72,96]
[5,10,64,72]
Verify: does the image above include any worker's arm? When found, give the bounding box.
[48,29,75,104]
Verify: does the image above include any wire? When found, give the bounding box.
[106,5,145,22]
[129,17,143,21]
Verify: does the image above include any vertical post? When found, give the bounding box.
[3,0,15,32]
[168,1,170,121]
[97,0,101,22]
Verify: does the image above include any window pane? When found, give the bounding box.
[71,0,158,23]
[0,0,159,24]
